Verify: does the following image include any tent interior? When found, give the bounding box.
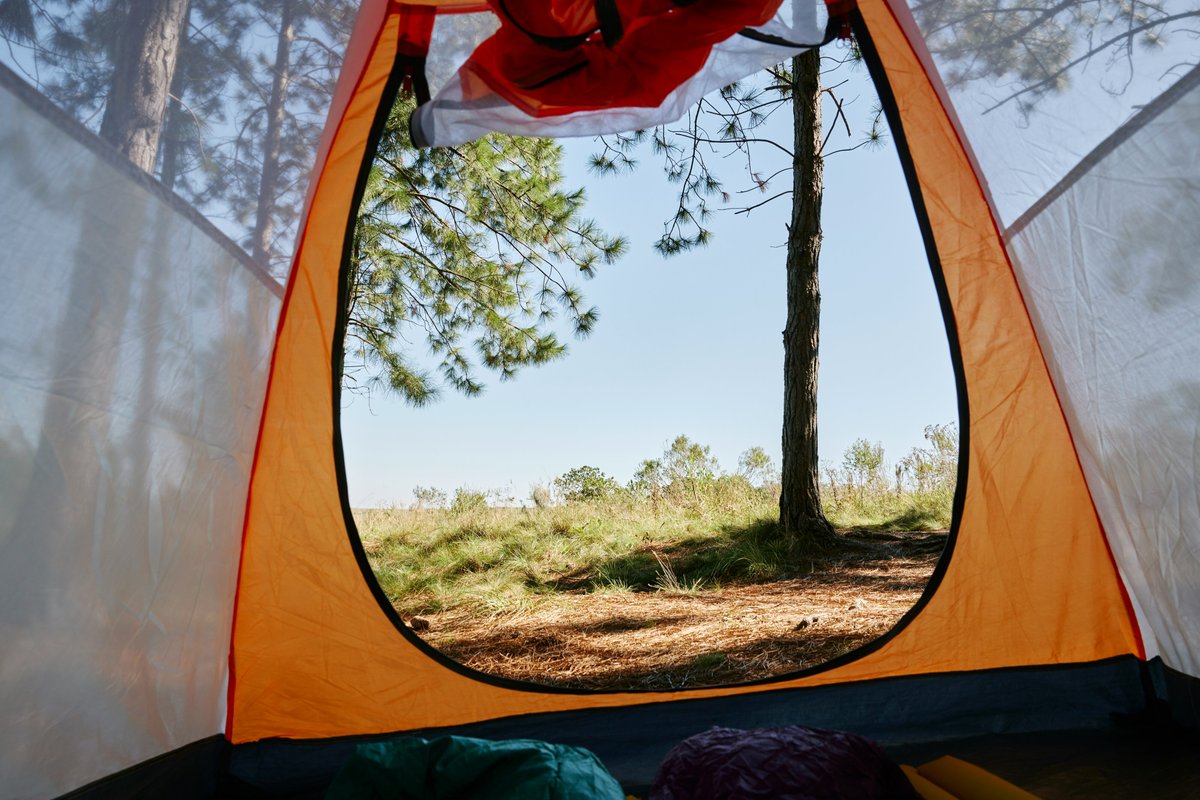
[1,0,1198,797]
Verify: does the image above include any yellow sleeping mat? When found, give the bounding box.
[903,756,1041,800]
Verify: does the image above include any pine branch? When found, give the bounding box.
[983,9,1199,113]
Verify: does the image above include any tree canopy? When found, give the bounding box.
[0,2,626,402]
[0,0,355,276]
[347,95,627,403]
[912,0,1198,116]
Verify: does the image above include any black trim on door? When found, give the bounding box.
[329,8,972,698]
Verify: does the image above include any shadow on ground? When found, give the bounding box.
[540,518,946,595]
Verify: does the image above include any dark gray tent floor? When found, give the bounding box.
[887,728,1200,799]
[220,726,1199,798]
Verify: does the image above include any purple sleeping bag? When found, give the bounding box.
[650,725,922,800]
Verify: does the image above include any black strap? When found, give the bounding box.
[398,55,431,105]
[594,0,624,48]
[736,14,844,50]
[495,0,625,50]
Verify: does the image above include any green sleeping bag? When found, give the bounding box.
[325,736,626,800]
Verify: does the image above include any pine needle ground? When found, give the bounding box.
[357,498,946,690]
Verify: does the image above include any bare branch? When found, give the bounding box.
[983,10,1200,114]
[733,190,793,215]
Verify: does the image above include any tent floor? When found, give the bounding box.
[225,720,1200,798]
[885,728,1200,799]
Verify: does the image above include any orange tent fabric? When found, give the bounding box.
[226,0,1141,743]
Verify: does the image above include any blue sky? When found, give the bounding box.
[341,62,958,507]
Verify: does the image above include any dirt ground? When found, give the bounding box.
[407,530,947,690]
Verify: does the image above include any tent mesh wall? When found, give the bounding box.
[2,0,1197,796]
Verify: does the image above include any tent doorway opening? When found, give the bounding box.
[341,56,959,690]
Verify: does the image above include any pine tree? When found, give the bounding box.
[585,1,1196,550]
[0,0,355,273]
[98,0,191,172]
[592,47,882,549]
[778,49,836,545]
[347,95,627,403]
[223,0,355,273]
[911,0,1198,116]
[0,2,621,399]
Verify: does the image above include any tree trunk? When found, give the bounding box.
[779,49,835,546]
[252,0,296,265]
[158,2,193,191]
[99,0,190,174]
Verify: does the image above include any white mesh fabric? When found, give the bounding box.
[903,0,1200,675]
[910,0,1199,227]
[0,2,354,280]
[0,69,280,798]
[1006,75,1200,676]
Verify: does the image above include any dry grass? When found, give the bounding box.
[406,531,945,690]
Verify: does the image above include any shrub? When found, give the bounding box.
[629,458,666,502]
[843,438,886,496]
[412,486,447,509]
[629,435,722,504]
[661,435,720,496]
[554,465,620,503]
[706,474,758,509]
[737,446,778,487]
[450,487,488,514]
[899,422,959,494]
[530,484,553,508]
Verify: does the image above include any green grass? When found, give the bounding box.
[356,482,953,616]
[691,652,727,671]
[823,485,954,531]
[358,496,768,615]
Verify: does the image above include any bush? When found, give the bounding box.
[412,485,447,510]
[662,435,720,495]
[899,422,959,494]
[737,446,778,487]
[554,465,620,503]
[629,435,722,504]
[530,484,553,508]
[450,488,488,514]
[629,458,666,502]
[843,439,885,490]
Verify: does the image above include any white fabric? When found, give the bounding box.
[1007,79,1200,677]
[0,76,280,797]
[911,0,1199,228]
[413,1,828,146]
[0,6,350,282]
[903,0,1200,676]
